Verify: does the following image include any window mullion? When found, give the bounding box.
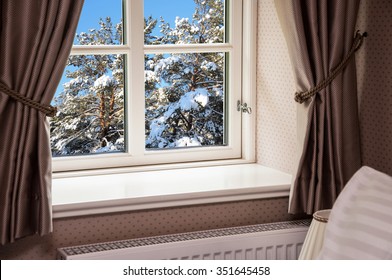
[70,45,129,55]
[143,43,232,54]
[127,0,145,157]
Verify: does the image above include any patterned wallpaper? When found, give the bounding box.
[256,0,297,174]
[1,0,390,260]
[356,0,392,176]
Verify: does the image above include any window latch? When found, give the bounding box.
[237,100,252,114]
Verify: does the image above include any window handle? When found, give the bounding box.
[237,100,252,114]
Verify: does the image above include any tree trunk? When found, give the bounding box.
[99,91,107,145]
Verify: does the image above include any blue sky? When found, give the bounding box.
[76,0,196,40]
[55,0,196,99]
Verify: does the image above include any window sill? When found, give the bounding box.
[52,164,292,218]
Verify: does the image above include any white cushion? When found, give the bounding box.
[318,166,392,259]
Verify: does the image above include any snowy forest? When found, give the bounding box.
[50,0,226,156]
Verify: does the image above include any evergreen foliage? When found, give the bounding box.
[51,0,225,155]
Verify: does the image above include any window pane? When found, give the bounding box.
[144,0,225,45]
[145,52,226,149]
[74,0,123,45]
[51,55,125,156]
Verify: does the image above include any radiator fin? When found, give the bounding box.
[58,219,310,260]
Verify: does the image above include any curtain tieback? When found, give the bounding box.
[295,31,367,104]
[0,82,57,117]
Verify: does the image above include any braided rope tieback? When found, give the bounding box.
[295,31,367,104]
[0,82,57,117]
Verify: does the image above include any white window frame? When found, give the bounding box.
[52,0,257,174]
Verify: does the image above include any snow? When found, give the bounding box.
[93,141,118,153]
[145,70,158,83]
[146,60,155,70]
[94,75,116,88]
[63,77,82,89]
[183,67,191,74]
[201,61,218,71]
[194,90,209,106]
[147,117,167,142]
[179,88,209,111]
[154,56,181,72]
[190,26,199,33]
[175,17,189,29]
[175,136,201,147]
[63,121,78,130]
[163,104,177,119]
[213,87,223,97]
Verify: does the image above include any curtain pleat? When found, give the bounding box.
[275,0,362,214]
[0,0,84,244]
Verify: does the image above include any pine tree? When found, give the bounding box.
[145,0,225,148]
[51,0,225,155]
[51,18,125,155]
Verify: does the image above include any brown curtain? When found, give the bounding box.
[274,0,362,214]
[0,0,83,244]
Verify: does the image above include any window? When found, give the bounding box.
[51,0,255,172]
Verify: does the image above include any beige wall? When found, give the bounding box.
[256,0,297,174]
[1,0,391,260]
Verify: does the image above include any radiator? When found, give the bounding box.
[57,219,310,260]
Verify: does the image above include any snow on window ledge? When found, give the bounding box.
[52,163,292,218]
